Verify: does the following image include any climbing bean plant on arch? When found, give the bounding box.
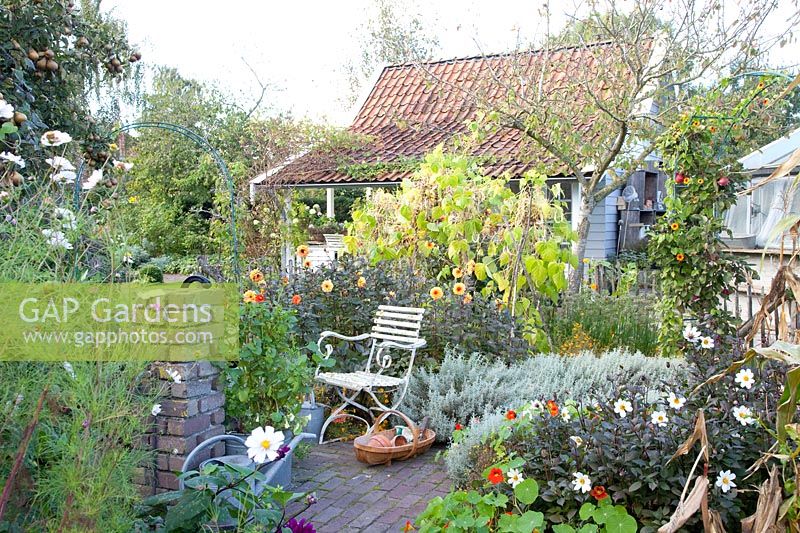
[649,75,789,353]
[346,147,576,350]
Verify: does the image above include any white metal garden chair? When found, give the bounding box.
[314,305,426,444]
[323,233,345,260]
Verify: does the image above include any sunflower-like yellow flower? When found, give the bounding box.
[453,282,466,295]
[243,290,258,303]
[452,267,463,279]
[465,260,476,276]
[462,293,473,304]
[249,269,264,283]
[321,279,334,293]
[430,287,443,300]
[296,244,310,258]
[357,276,367,288]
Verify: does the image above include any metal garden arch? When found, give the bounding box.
[72,121,241,279]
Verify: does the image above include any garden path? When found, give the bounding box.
[288,442,450,532]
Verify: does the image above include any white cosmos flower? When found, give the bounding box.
[166,368,182,383]
[112,160,133,171]
[63,361,76,379]
[54,207,76,230]
[45,156,75,171]
[42,229,72,250]
[82,169,103,190]
[0,100,13,119]
[650,411,669,427]
[507,468,524,488]
[613,399,633,418]
[0,151,25,168]
[682,324,702,343]
[667,392,686,411]
[0,191,8,201]
[715,470,736,493]
[571,472,592,493]
[732,405,755,426]
[151,404,162,416]
[561,410,572,422]
[51,169,77,184]
[245,426,285,464]
[570,436,584,447]
[40,130,73,147]
[735,368,755,390]
[700,336,715,349]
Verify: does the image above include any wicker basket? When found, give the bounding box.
[353,410,435,465]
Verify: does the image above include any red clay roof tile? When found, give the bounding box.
[268,40,631,187]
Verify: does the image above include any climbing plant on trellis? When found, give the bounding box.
[649,72,796,354]
[71,121,241,281]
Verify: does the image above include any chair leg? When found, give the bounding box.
[318,387,371,444]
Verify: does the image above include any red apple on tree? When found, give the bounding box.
[675,173,687,184]
[717,176,730,187]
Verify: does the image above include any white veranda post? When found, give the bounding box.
[314,305,427,444]
[326,187,335,219]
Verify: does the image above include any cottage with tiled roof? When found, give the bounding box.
[251,41,664,262]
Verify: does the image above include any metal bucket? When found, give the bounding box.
[300,402,326,444]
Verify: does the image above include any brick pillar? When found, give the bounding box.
[135,361,227,495]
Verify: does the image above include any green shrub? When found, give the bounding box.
[123,244,151,268]
[261,256,530,369]
[406,349,685,442]
[416,481,637,533]
[165,256,200,275]
[441,355,784,529]
[542,292,660,356]
[136,264,163,283]
[224,300,327,434]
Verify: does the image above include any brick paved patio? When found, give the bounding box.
[288,442,451,532]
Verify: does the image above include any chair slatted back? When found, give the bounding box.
[323,234,345,249]
[371,305,425,344]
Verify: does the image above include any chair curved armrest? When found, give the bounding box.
[317,331,371,344]
[315,332,372,376]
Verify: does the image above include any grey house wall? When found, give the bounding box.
[584,188,620,259]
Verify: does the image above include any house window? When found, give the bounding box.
[725,176,800,248]
[546,179,573,225]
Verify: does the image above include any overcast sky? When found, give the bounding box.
[102,0,800,126]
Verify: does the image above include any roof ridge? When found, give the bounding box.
[385,39,621,69]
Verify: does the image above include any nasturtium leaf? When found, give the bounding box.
[515,510,544,531]
[513,478,539,505]
[603,513,637,533]
[466,490,482,504]
[579,502,595,521]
